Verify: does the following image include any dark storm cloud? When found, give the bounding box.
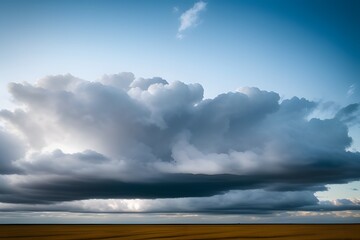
[0,190,318,213]
[0,174,259,204]
[0,190,358,215]
[0,73,359,213]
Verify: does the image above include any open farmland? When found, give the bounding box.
[0,224,359,240]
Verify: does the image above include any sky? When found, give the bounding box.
[0,0,359,223]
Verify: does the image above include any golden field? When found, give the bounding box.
[0,224,359,240]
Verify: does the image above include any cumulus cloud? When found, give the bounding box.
[177,1,207,39]
[0,72,359,215]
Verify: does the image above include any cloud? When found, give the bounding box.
[1,190,359,215]
[0,129,24,174]
[335,103,360,126]
[347,84,356,97]
[173,6,179,13]
[0,190,319,213]
[0,72,359,215]
[177,1,207,39]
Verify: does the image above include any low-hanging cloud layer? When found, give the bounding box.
[0,73,359,216]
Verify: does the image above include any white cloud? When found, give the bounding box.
[347,84,356,97]
[177,1,207,39]
[0,72,359,217]
[173,6,179,13]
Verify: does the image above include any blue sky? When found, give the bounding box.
[0,0,359,223]
[1,0,359,102]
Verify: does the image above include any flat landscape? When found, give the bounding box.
[0,224,359,240]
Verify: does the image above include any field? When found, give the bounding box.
[0,224,359,239]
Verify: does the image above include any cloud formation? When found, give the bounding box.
[177,1,207,39]
[0,73,359,214]
[347,84,356,97]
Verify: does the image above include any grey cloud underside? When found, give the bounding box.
[1,190,358,214]
[0,174,327,204]
[0,190,319,213]
[0,130,24,174]
[0,73,359,213]
[1,161,359,205]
